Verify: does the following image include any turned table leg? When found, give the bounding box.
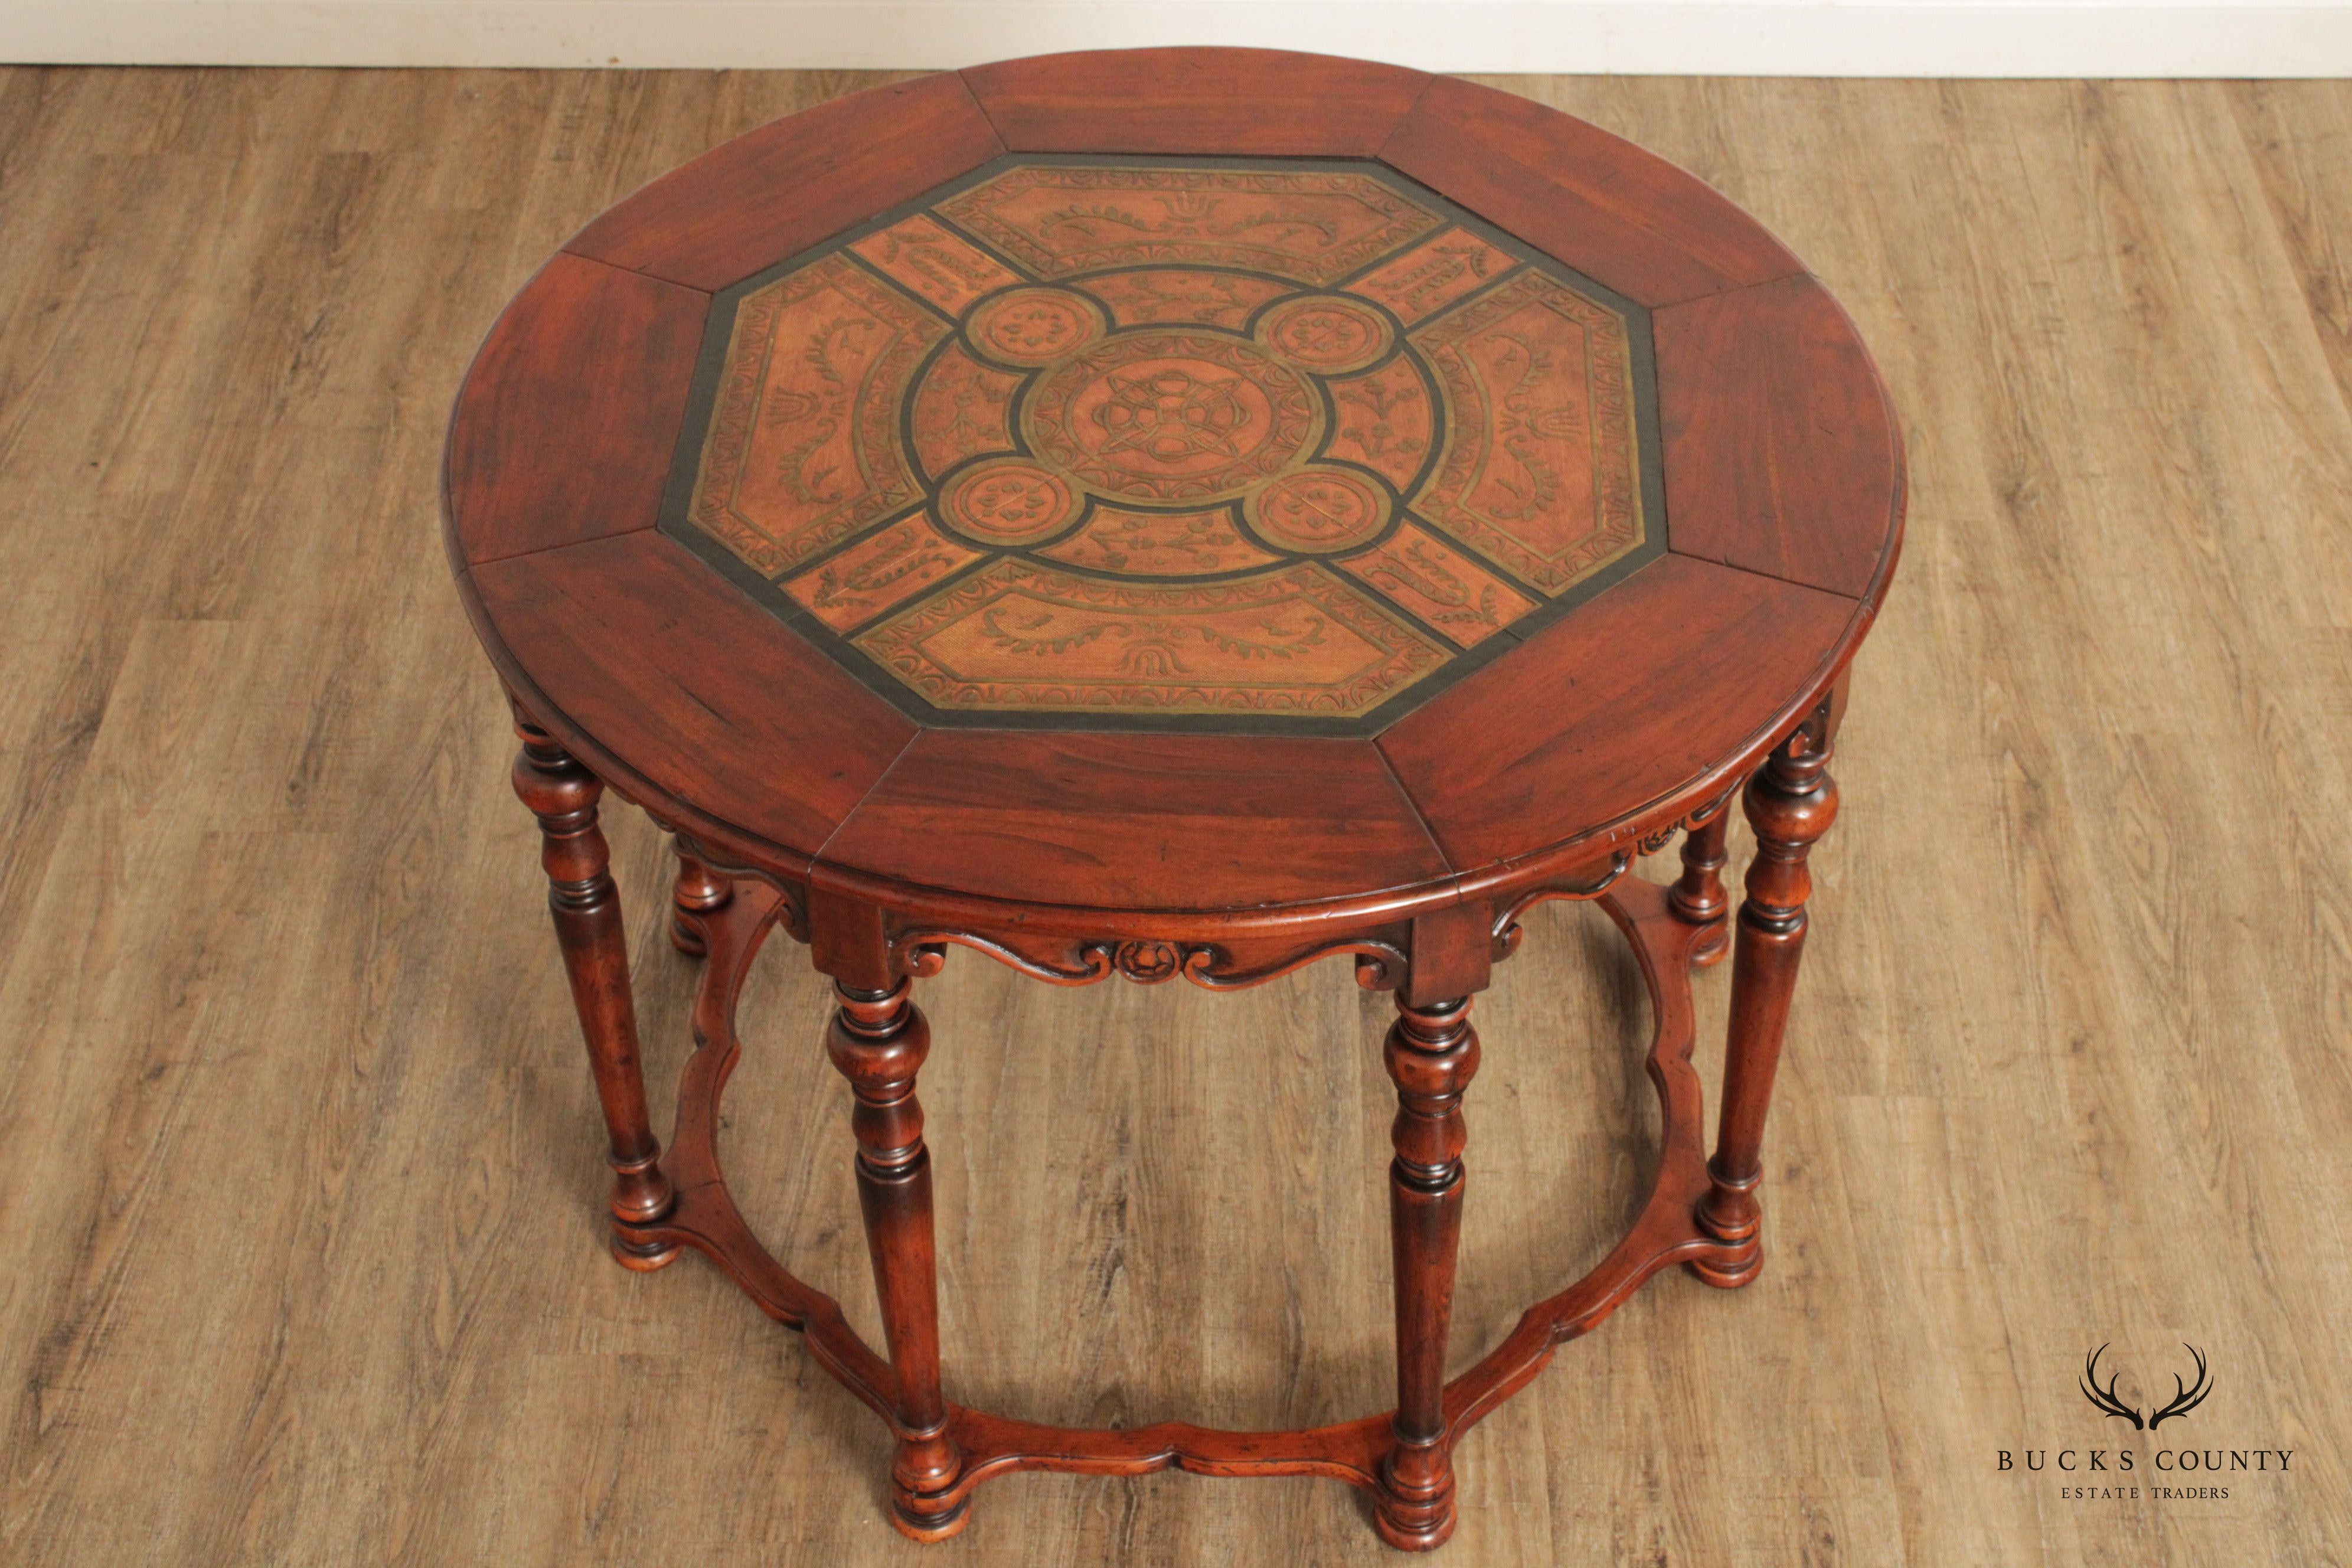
[1668,795,1734,968]
[1377,994,1481,1551]
[1693,723,1837,1288]
[510,720,677,1270]
[668,835,733,958]
[827,978,967,1541]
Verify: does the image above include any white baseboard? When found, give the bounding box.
[7,1,2351,77]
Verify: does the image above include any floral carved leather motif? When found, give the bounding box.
[668,158,1665,731]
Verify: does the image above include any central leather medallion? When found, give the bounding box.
[1025,328,1321,504]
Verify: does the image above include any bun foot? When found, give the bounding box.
[1685,1242,1760,1289]
[1690,1165,1761,1287]
[1373,1483,1457,1551]
[890,1495,972,1544]
[610,1227,681,1272]
[1687,920,1729,968]
[1374,1445,1457,1551]
[668,907,709,958]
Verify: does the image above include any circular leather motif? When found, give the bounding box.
[968,287,1106,366]
[937,458,1082,544]
[1243,466,1393,554]
[1024,331,1321,504]
[1257,295,1394,374]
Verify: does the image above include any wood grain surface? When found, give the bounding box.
[963,48,1431,155]
[468,529,918,858]
[1652,272,1903,599]
[564,72,1004,292]
[1,65,2348,1567]
[444,251,707,565]
[1380,75,1805,308]
[820,730,1452,909]
[1376,551,1858,870]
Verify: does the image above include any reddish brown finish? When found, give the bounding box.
[508,718,676,1267]
[963,48,1431,155]
[450,48,1906,1553]
[616,881,905,1416]
[448,66,1904,904]
[827,979,967,1540]
[822,731,1451,911]
[1403,901,1494,1010]
[615,870,1745,1525]
[805,885,904,994]
[1378,75,1804,308]
[444,253,707,565]
[1377,553,1857,872]
[1656,273,1905,599]
[668,836,733,958]
[1693,717,1838,1289]
[1378,995,1479,1549]
[565,73,1004,292]
[466,530,917,862]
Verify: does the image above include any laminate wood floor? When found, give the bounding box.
[0,66,2347,1567]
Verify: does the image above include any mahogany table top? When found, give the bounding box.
[445,48,1905,921]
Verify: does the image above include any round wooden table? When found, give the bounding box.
[444,48,1903,1551]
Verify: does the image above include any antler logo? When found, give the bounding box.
[2080,1343,2213,1429]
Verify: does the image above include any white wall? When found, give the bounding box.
[6,0,2351,77]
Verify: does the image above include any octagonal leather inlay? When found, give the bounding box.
[659,156,1668,733]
